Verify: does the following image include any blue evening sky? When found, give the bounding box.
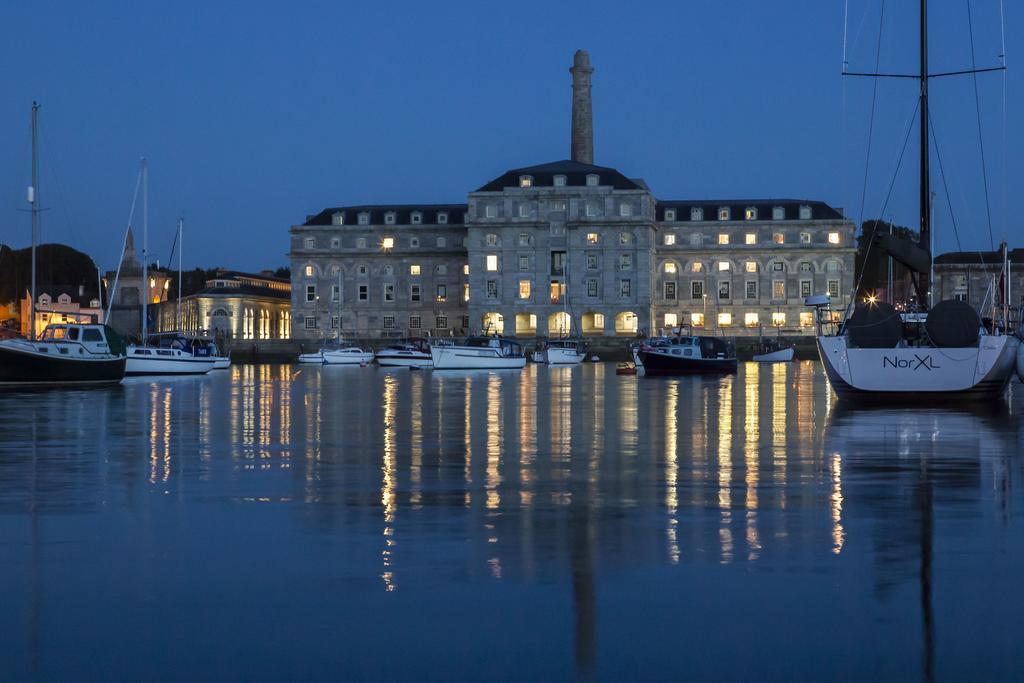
[0,1,1018,271]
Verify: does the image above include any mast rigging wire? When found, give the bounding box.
[927,111,964,253]
[966,0,996,250]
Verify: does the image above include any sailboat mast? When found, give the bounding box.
[29,102,39,341]
[141,158,148,343]
[177,216,183,331]
[918,0,931,308]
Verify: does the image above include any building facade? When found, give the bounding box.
[19,287,103,338]
[933,248,1024,312]
[290,51,855,340]
[153,270,291,345]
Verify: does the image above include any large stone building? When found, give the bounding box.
[290,50,855,340]
[933,248,1024,312]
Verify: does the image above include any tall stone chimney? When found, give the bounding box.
[570,50,594,164]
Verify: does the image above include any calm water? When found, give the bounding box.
[1,363,1023,681]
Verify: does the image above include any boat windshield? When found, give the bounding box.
[41,326,68,341]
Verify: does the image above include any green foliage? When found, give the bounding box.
[854,220,918,298]
[0,242,99,303]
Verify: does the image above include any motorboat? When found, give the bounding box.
[147,332,230,369]
[636,335,738,375]
[752,338,795,363]
[535,338,588,365]
[810,298,1018,401]
[430,336,526,370]
[0,323,127,386]
[298,339,374,365]
[375,338,432,368]
[125,342,216,376]
[630,336,670,369]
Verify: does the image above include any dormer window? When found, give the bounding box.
[718,207,730,221]
[799,205,812,220]
[89,299,100,308]
[39,294,51,305]
[664,209,676,221]
[553,174,567,187]
[331,212,344,225]
[519,175,533,188]
[744,207,757,220]
[585,174,599,187]
[384,212,396,225]
[411,211,422,224]
[772,206,785,220]
[58,293,71,304]
[691,207,704,221]
[437,212,448,224]
[357,212,370,225]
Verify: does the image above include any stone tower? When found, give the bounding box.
[570,49,594,164]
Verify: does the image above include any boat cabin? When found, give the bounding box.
[464,336,524,357]
[37,324,123,356]
[644,335,734,360]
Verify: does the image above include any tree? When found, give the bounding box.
[0,243,99,304]
[273,266,290,279]
[854,220,918,300]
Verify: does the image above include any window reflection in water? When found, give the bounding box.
[664,381,679,564]
[382,373,398,592]
[717,379,734,564]
[744,363,761,561]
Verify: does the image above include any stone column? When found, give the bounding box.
[570,50,594,164]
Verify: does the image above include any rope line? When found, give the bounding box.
[966,0,996,250]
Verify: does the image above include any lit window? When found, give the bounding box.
[772,312,786,327]
[486,233,498,246]
[463,283,470,302]
[586,233,598,245]
[518,280,531,299]
[772,206,785,220]
[304,265,313,277]
[799,205,812,220]
[384,212,396,225]
[620,232,631,245]
[773,233,785,244]
[692,262,704,273]
[828,232,840,244]
[664,233,676,246]
[745,233,756,245]
[800,311,814,327]
[463,264,470,275]
[664,262,677,274]
[664,313,678,327]
[773,281,786,299]
[486,254,498,271]
[691,313,705,327]
[691,207,704,221]
[744,312,759,327]
[436,285,447,302]
[619,203,632,217]
[800,232,812,244]
[744,261,757,273]
[553,175,567,187]
[519,175,533,188]
[718,234,729,245]
[381,237,394,249]
[718,207,730,221]
[410,265,420,276]
[664,209,676,221]
[592,313,605,328]
[718,312,732,326]
[586,174,599,186]
[717,261,730,272]
[744,207,757,220]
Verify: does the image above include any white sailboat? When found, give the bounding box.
[429,336,526,370]
[123,162,214,377]
[295,270,373,365]
[537,251,586,365]
[810,0,1018,401]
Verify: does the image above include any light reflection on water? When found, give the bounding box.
[1,363,1023,680]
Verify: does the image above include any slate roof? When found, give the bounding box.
[474,160,643,192]
[655,199,845,222]
[933,249,1024,266]
[303,204,468,227]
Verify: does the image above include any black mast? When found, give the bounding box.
[919,0,930,307]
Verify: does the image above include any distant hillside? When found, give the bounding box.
[0,243,99,303]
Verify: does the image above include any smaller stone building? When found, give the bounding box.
[19,286,103,338]
[153,270,291,347]
[104,229,171,337]
[933,248,1024,312]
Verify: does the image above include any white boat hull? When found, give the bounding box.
[322,349,374,365]
[125,346,216,376]
[542,347,585,365]
[298,352,324,364]
[818,334,1019,399]
[430,345,526,370]
[1017,340,1024,382]
[375,351,432,368]
[212,356,231,370]
[752,347,795,363]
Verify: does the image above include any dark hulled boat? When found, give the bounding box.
[637,335,737,375]
[0,324,127,386]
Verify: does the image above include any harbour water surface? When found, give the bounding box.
[2,363,1023,680]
